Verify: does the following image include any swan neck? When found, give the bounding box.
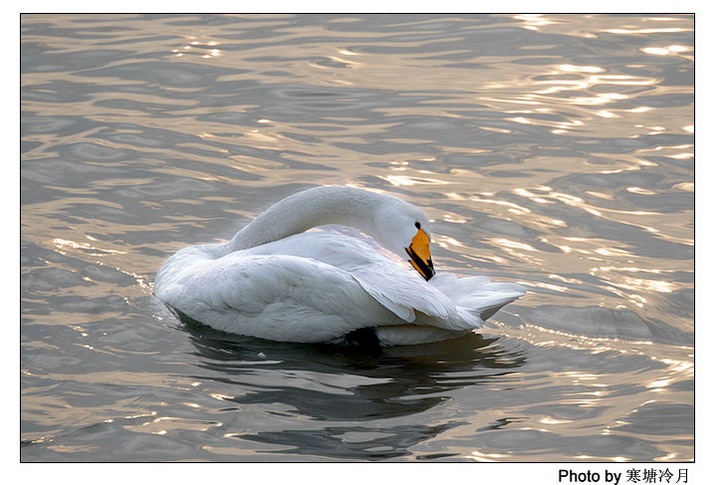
[227,187,381,251]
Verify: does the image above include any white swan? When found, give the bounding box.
[154,186,525,346]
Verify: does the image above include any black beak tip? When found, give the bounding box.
[426,258,435,278]
[405,248,436,281]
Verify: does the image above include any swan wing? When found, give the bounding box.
[158,253,404,343]
[244,229,482,330]
[349,259,477,328]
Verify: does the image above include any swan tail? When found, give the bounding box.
[430,273,525,322]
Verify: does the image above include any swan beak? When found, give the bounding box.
[406,228,435,281]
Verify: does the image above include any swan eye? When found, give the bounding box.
[414,222,421,229]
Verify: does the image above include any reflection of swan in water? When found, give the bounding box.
[179,316,527,460]
[155,186,524,346]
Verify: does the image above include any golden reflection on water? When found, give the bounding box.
[380,174,448,187]
[470,320,693,462]
[52,237,125,255]
[467,449,511,462]
[511,13,692,37]
[123,415,222,435]
[460,17,693,143]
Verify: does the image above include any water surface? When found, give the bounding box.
[21,14,694,462]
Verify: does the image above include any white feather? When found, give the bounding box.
[154,186,525,345]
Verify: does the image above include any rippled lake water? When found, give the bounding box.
[21,14,694,462]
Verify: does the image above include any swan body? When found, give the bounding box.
[155,186,524,345]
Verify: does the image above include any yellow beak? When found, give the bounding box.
[405,228,435,281]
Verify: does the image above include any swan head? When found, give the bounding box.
[374,199,435,281]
